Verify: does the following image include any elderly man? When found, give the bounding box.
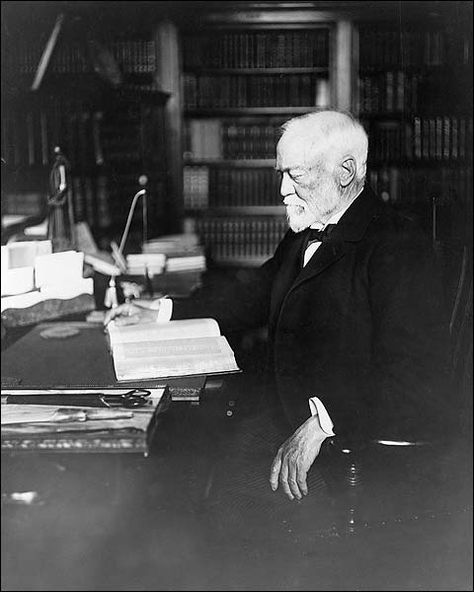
[105,110,450,502]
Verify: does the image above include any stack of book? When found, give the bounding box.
[122,234,207,297]
[1,241,95,327]
[165,254,206,273]
[126,253,167,276]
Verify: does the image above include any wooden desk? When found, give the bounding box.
[1,321,209,388]
[1,321,241,590]
[1,323,472,590]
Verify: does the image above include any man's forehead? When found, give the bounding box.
[276,136,306,168]
[276,135,317,170]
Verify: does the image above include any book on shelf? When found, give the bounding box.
[358,28,463,69]
[195,216,287,264]
[365,116,472,164]
[187,119,222,160]
[1,386,171,455]
[183,73,325,109]
[182,29,329,70]
[183,166,210,210]
[110,39,156,74]
[106,317,240,382]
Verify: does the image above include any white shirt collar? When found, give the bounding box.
[310,186,364,230]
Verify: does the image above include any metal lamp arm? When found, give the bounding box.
[118,189,146,255]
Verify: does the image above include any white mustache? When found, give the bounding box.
[283,198,306,208]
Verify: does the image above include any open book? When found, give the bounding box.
[106,318,240,382]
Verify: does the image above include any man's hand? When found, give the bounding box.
[103,301,159,327]
[269,415,328,500]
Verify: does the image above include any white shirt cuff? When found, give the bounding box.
[309,396,335,436]
[156,297,173,323]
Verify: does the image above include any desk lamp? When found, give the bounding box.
[104,175,148,309]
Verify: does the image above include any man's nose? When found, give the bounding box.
[280,172,294,198]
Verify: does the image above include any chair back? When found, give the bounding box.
[448,245,473,437]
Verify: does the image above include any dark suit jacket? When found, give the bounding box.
[173,187,452,445]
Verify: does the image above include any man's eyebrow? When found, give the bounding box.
[274,166,305,175]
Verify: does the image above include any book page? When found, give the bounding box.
[108,318,221,346]
[112,335,239,381]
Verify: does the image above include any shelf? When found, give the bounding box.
[184,67,329,75]
[185,107,323,116]
[186,206,285,216]
[2,83,170,107]
[368,159,472,168]
[359,63,472,74]
[359,112,473,120]
[184,159,276,168]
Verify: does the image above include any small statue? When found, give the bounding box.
[47,146,75,252]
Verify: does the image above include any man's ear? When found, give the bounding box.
[339,157,356,187]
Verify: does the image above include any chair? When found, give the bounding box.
[448,244,473,437]
[198,241,474,539]
[334,241,474,535]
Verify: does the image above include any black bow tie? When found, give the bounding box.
[305,224,337,245]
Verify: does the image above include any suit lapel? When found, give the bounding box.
[291,240,346,291]
[270,230,307,321]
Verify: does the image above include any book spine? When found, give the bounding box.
[195,216,287,263]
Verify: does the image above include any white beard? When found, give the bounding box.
[284,178,343,233]
[285,203,315,233]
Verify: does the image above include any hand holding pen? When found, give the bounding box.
[103,299,163,327]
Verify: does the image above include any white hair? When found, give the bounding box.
[280,111,368,184]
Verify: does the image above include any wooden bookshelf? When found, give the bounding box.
[180,23,336,266]
[184,67,329,75]
[356,16,473,244]
[1,13,172,249]
[184,159,275,167]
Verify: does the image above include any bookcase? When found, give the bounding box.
[177,4,471,267]
[3,3,471,262]
[1,9,171,250]
[356,17,473,246]
[180,24,335,266]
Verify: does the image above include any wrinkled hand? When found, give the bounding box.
[269,415,328,500]
[103,301,159,327]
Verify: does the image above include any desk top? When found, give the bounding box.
[1,321,205,391]
[1,321,207,454]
